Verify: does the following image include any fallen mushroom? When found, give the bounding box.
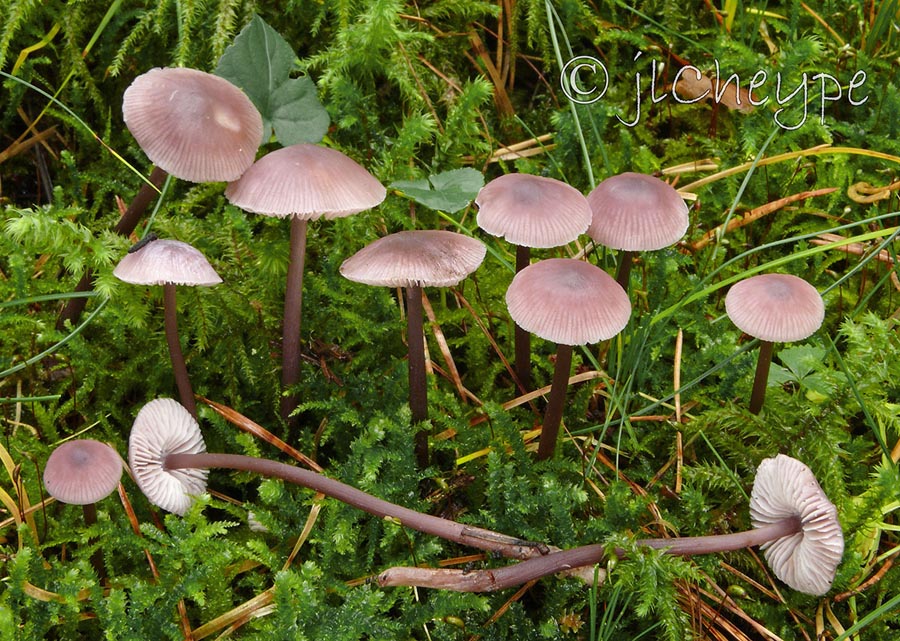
[113,236,223,417]
[475,173,591,391]
[505,258,631,459]
[225,143,386,423]
[339,229,486,466]
[724,273,825,414]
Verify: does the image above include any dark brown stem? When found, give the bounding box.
[405,284,430,467]
[377,516,802,592]
[57,166,168,330]
[514,245,532,392]
[614,250,635,290]
[280,216,309,424]
[81,502,106,579]
[164,452,548,561]
[163,283,196,418]
[749,340,774,415]
[536,343,574,460]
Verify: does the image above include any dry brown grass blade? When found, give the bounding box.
[466,579,538,641]
[199,396,322,472]
[283,500,323,570]
[422,291,467,404]
[466,30,515,119]
[0,124,58,164]
[691,187,838,250]
[192,588,275,640]
[810,231,900,292]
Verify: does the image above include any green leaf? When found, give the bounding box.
[215,14,329,145]
[390,168,484,213]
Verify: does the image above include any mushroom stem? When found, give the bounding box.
[514,245,532,392]
[536,343,574,460]
[614,250,635,290]
[377,516,802,592]
[162,283,197,418]
[406,284,430,467]
[163,451,548,561]
[749,340,774,414]
[280,216,309,424]
[57,166,169,330]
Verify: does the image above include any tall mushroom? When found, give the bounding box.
[377,454,843,595]
[114,237,223,418]
[59,67,263,328]
[339,230,486,466]
[505,258,631,460]
[586,172,689,289]
[225,143,386,423]
[475,174,592,391]
[724,273,825,414]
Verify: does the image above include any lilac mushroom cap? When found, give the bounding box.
[339,230,487,288]
[724,273,825,342]
[475,174,591,248]
[750,454,844,595]
[586,172,689,251]
[505,258,631,346]
[122,67,263,183]
[113,238,223,287]
[43,439,123,505]
[129,398,209,515]
[224,143,387,220]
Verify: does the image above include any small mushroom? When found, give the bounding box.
[225,143,386,423]
[339,230,486,466]
[505,258,631,460]
[586,172,689,289]
[724,273,825,414]
[114,237,223,417]
[475,174,592,390]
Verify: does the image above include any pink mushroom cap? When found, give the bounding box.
[725,273,825,343]
[43,439,123,505]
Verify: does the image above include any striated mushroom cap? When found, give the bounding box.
[505,258,631,346]
[129,398,208,516]
[587,172,689,251]
[475,174,591,248]
[113,238,222,287]
[123,67,263,182]
[725,273,825,343]
[225,143,386,220]
[749,454,844,595]
[43,439,123,505]
[340,230,486,288]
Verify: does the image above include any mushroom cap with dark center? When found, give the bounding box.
[475,174,591,248]
[129,398,209,515]
[225,143,387,220]
[749,454,844,595]
[586,172,689,251]
[505,258,631,345]
[123,67,263,182]
[43,439,123,505]
[725,273,825,342]
[113,238,223,287]
[340,230,487,288]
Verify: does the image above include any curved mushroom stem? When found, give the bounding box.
[514,245,532,392]
[162,283,197,418]
[377,516,802,592]
[281,216,309,424]
[536,343,574,460]
[57,166,169,330]
[749,340,774,414]
[614,250,635,290]
[163,451,549,561]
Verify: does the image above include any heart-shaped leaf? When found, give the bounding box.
[390,168,484,213]
[215,15,329,145]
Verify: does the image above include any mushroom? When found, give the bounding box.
[724,273,825,414]
[586,172,689,289]
[129,398,554,562]
[377,454,843,595]
[225,143,386,423]
[475,174,592,390]
[113,237,223,417]
[339,230,486,466]
[505,258,631,460]
[58,67,262,330]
